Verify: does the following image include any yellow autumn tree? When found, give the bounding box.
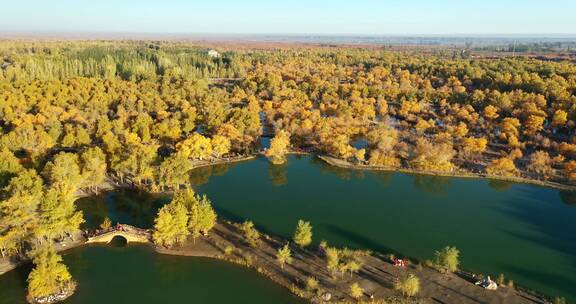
[524,115,545,136]
[176,133,213,160]
[486,157,518,177]
[565,161,576,184]
[409,138,455,172]
[27,245,76,301]
[551,110,568,127]
[265,130,291,165]
[483,105,499,120]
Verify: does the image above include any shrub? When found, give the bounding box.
[99,217,112,230]
[433,246,460,273]
[554,297,567,304]
[394,274,420,297]
[305,276,318,291]
[224,245,235,256]
[349,282,364,299]
[240,220,260,247]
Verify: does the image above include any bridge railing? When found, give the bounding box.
[84,224,151,239]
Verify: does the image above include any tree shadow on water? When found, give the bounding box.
[324,224,408,258]
[487,179,514,192]
[499,264,576,301]
[492,191,576,269]
[212,206,283,238]
[411,174,451,196]
[559,190,576,207]
[268,162,288,186]
[309,157,353,181]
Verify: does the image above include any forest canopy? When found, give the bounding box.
[1,40,576,261]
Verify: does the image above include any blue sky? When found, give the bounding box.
[1,0,574,35]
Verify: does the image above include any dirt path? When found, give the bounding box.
[156,221,545,304]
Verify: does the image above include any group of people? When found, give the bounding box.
[475,276,498,290]
[393,258,406,267]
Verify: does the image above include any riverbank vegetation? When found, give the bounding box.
[150,196,546,303]
[0,40,575,302]
[26,245,76,304]
[152,188,217,247]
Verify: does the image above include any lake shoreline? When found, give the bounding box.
[77,151,576,201]
[1,220,549,304]
[0,152,568,303]
[154,221,547,304]
[315,154,576,192]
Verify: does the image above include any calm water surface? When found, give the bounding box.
[74,155,576,300]
[0,244,303,304]
[193,155,576,300]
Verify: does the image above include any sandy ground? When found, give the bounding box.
[157,222,546,304]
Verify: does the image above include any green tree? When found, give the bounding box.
[80,147,107,192]
[0,170,43,257]
[240,220,260,247]
[338,248,363,278]
[35,187,84,242]
[276,244,292,269]
[27,245,75,301]
[158,153,193,191]
[293,219,312,248]
[188,195,217,241]
[0,148,24,187]
[326,247,340,273]
[554,297,567,304]
[394,274,420,297]
[43,152,84,193]
[434,246,460,273]
[153,201,190,248]
[112,134,159,186]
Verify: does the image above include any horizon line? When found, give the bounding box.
[1,31,576,38]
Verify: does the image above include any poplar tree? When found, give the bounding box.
[276,244,293,270]
[158,153,193,191]
[265,130,290,164]
[35,187,84,242]
[188,195,217,240]
[27,245,75,301]
[80,147,107,191]
[293,220,313,248]
[0,170,43,257]
[240,220,260,247]
[152,201,190,248]
[0,148,24,187]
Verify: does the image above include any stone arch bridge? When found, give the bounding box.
[86,224,151,244]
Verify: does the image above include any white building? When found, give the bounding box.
[208,49,220,58]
